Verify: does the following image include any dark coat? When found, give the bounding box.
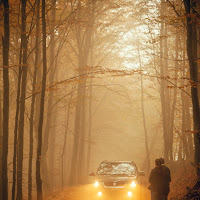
[149,165,171,195]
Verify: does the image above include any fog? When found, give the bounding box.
[0,0,199,199]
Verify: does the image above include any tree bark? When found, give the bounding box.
[183,38,193,157]
[86,37,94,175]
[49,114,56,191]
[41,0,56,192]
[28,0,40,199]
[12,42,22,200]
[182,94,189,159]
[181,37,190,160]
[178,139,183,160]
[16,0,28,199]
[69,0,94,185]
[137,37,150,172]
[77,0,95,184]
[183,0,200,177]
[36,0,47,198]
[2,0,9,199]
[185,96,193,155]
[0,84,2,200]
[160,0,169,161]
[61,86,73,187]
[168,28,179,161]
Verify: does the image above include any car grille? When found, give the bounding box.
[104,181,126,188]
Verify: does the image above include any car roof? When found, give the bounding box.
[101,160,136,164]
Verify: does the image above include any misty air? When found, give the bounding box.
[0,0,200,200]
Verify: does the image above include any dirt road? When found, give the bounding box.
[46,183,151,200]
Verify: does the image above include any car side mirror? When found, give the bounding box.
[138,171,145,176]
[88,172,95,176]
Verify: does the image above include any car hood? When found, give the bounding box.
[96,175,137,182]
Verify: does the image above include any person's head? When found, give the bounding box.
[155,159,162,167]
[160,158,164,165]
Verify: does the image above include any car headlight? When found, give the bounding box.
[94,181,99,187]
[127,191,132,197]
[98,191,102,196]
[130,181,136,187]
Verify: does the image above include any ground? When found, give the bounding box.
[45,183,150,200]
[45,161,198,200]
[168,160,197,199]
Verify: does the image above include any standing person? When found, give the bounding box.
[149,158,171,200]
[149,159,163,200]
[159,158,171,200]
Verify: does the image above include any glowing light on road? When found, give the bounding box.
[127,191,132,197]
[98,191,102,196]
[94,181,99,187]
[130,181,136,187]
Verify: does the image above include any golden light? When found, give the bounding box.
[130,181,136,187]
[127,191,132,197]
[94,181,99,187]
[98,191,102,196]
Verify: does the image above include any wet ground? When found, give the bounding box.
[46,183,150,200]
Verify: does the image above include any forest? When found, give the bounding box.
[1,0,200,199]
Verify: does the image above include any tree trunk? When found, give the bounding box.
[86,41,94,175]
[69,0,94,185]
[182,96,189,159]
[77,0,95,184]
[77,57,87,184]
[69,80,82,185]
[61,86,73,187]
[181,38,190,160]
[160,0,169,161]
[178,139,183,160]
[183,0,200,177]
[0,84,2,200]
[28,0,40,199]
[12,42,22,200]
[168,28,179,161]
[137,37,150,172]
[183,38,193,157]
[41,0,56,192]
[36,0,47,198]
[49,114,56,191]
[16,0,28,199]
[185,96,193,155]
[2,1,9,199]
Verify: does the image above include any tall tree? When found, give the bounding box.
[86,38,94,175]
[61,86,73,187]
[12,42,22,200]
[0,83,2,200]
[183,0,200,177]
[28,0,40,199]
[160,0,170,161]
[181,36,190,160]
[17,0,28,199]
[1,0,9,199]
[36,0,47,198]
[168,29,178,161]
[137,37,150,172]
[41,0,56,191]
[69,0,95,185]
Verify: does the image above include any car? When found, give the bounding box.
[89,160,145,199]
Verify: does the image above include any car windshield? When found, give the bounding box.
[97,162,136,176]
